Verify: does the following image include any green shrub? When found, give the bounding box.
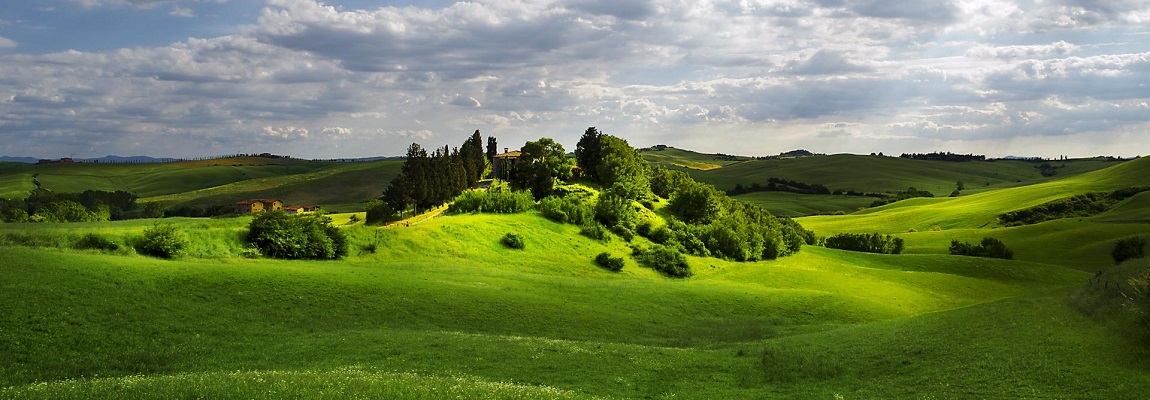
[73,233,120,251]
[611,225,634,242]
[538,195,594,225]
[594,191,638,230]
[1112,236,1147,264]
[823,232,904,254]
[247,211,348,260]
[636,245,692,278]
[449,189,536,214]
[135,223,189,259]
[364,199,401,225]
[950,237,1013,260]
[579,223,610,242]
[501,233,525,249]
[595,252,624,272]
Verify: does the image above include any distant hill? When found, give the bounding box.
[0,156,38,164]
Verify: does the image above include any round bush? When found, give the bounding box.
[595,252,624,272]
[502,233,525,249]
[135,223,188,259]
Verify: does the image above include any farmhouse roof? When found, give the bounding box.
[494,150,521,159]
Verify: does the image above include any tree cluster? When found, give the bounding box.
[576,128,650,200]
[728,178,833,196]
[1,189,147,223]
[822,233,905,254]
[899,152,986,162]
[1036,162,1063,177]
[383,131,489,216]
[247,211,348,260]
[869,187,934,207]
[510,138,574,200]
[949,237,1014,259]
[998,187,1150,226]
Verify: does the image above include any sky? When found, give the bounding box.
[1,0,1149,159]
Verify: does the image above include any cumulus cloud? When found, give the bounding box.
[0,36,16,48]
[1,0,1148,158]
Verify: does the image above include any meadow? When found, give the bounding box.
[1,153,1149,398]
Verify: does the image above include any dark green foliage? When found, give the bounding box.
[20,189,138,221]
[364,199,399,224]
[574,127,603,181]
[537,195,594,226]
[385,134,495,216]
[635,245,692,278]
[511,138,575,200]
[728,178,833,196]
[1037,162,1062,177]
[73,233,120,251]
[594,191,638,230]
[666,181,723,224]
[595,135,649,200]
[869,187,935,207]
[247,211,348,260]
[899,152,985,162]
[611,225,634,242]
[823,233,905,254]
[135,223,189,259]
[950,237,1014,260]
[595,252,624,272]
[1112,236,1147,264]
[999,188,1150,226]
[649,167,693,199]
[448,190,535,214]
[501,233,525,249]
[579,223,610,242]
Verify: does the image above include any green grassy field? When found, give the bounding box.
[1,152,1149,398]
[0,158,403,212]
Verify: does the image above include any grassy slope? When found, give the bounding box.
[732,191,875,217]
[640,148,749,171]
[0,158,403,212]
[797,157,1150,270]
[663,153,1118,195]
[5,211,1138,399]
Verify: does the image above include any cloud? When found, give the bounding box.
[0,36,16,48]
[1,0,1149,159]
[170,5,194,17]
[786,49,874,75]
[964,41,1080,59]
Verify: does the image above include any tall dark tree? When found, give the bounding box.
[486,136,498,162]
[460,130,486,187]
[575,127,602,181]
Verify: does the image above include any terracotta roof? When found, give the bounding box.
[494,151,521,158]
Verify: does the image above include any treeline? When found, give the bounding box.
[869,187,934,207]
[729,178,833,196]
[900,152,986,162]
[0,189,159,223]
[998,187,1150,226]
[822,233,904,254]
[376,131,489,220]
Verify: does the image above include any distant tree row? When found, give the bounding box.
[998,187,1150,226]
[822,233,904,254]
[0,189,158,223]
[899,152,986,162]
[869,187,934,207]
[728,178,834,196]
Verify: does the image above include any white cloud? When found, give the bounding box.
[0,0,1148,158]
[0,36,16,48]
[170,5,194,18]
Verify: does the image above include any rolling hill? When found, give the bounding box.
[1,148,1148,398]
